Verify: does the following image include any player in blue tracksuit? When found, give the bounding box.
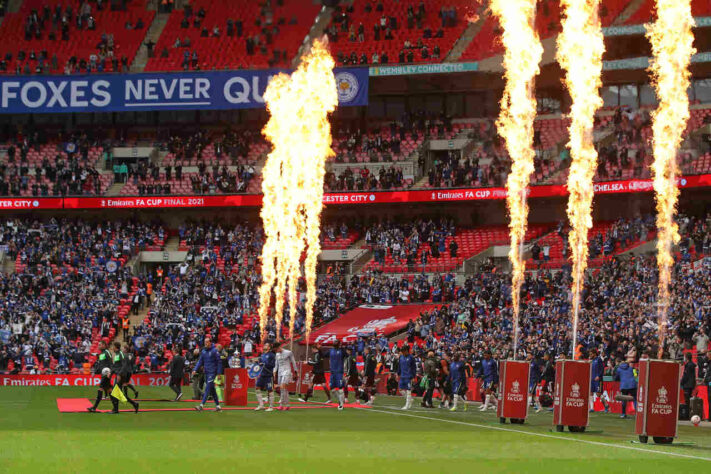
[255,342,276,411]
[449,354,466,411]
[329,340,347,410]
[477,351,499,411]
[589,349,609,413]
[192,338,223,411]
[614,359,637,418]
[397,345,417,410]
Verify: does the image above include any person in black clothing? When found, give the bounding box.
[112,341,139,413]
[122,343,139,399]
[421,350,438,408]
[343,346,360,403]
[449,239,458,257]
[681,352,697,415]
[386,373,398,395]
[169,351,186,401]
[361,346,378,405]
[88,340,119,413]
[300,344,331,403]
[537,352,555,412]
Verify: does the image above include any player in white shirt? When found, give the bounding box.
[273,343,298,411]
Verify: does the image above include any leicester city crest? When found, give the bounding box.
[335,72,359,103]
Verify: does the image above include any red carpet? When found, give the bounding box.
[56,398,371,413]
[134,399,329,404]
[56,398,93,412]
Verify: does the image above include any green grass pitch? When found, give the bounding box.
[1,386,710,473]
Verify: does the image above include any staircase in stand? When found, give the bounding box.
[131,12,170,72]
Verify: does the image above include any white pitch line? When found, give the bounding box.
[357,407,711,462]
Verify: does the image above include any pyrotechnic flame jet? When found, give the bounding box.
[646,0,695,352]
[490,0,543,358]
[556,0,605,357]
[258,39,338,342]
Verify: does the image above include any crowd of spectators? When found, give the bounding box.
[2,1,137,75]
[117,128,259,196]
[131,222,263,363]
[324,165,406,192]
[529,216,656,266]
[678,213,711,260]
[165,130,211,165]
[155,0,308,71]
[2,212,709,377]
[1,132,109,197]
[122,160,255,195]
[399,252,709,368]
[163,129,263,167]
[333,127,405,164]
[321,222,351,243]
[329,1,460,66]
[332,111,451,165]
[0,218,165,374]
[427,118,564,188]
[365,217,457,269]
[596,108,652,181]
[428,148,507,188]
[0,157,103,197]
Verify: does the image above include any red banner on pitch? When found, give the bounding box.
[636,360,680,439]
[224,368,248,406]
[553,360,591,429]
[497,360,530,421]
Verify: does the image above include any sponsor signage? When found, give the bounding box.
[62,194,262,209]
[0,373,170,386]
[553,360,591,429]
[497,360,530,421]
[369,62,478,77]
[602,16,711,37]
[604,51,711,71]
[6,174,711,211]
[635,359,681,439]
[0,68,368,114]
[224,368,248,406]
[296,362,313,396]
[0,198,63,209]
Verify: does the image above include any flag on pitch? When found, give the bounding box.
[111,385,128,403]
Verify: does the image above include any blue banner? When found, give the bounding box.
[0,68,368,114]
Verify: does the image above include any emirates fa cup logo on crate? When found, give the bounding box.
[565,382,585,407]
[656,386,668,404]
[506,379,524,402]
[651,385,672,415]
